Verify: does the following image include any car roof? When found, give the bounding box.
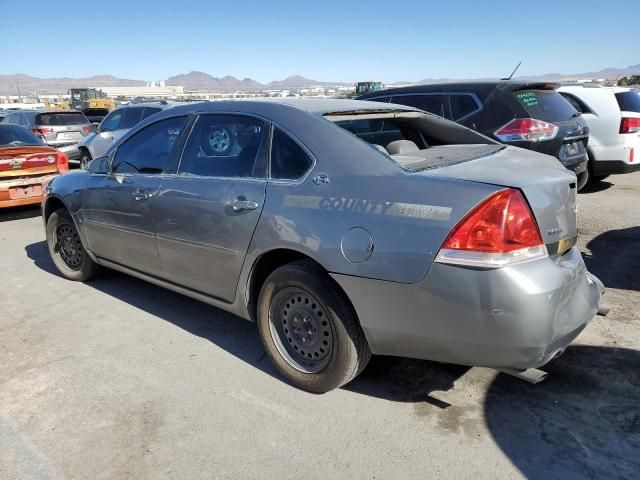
[119,101,186,110]
[156,98,418,118]
[357,81,561,98]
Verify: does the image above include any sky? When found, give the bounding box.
[1,0,638,83]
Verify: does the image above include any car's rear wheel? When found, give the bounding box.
[46,209,100,281]
[257,260,371,393]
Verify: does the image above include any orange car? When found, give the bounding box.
[0,124,69,208]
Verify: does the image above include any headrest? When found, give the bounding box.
[386,140,419,155]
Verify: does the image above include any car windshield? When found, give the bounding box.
[36,112,90,125]
[615,91,640,113]
[511,89,578,122]
[0,125,45,146]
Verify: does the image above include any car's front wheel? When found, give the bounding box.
[79,150,92,170]
[46,208,100,281]
[257,260,371,393]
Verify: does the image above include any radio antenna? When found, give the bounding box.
[501,62,522,81]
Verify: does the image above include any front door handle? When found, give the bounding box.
[132,190,153,201]
[230,199,259,212]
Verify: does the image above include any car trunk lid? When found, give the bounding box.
[423,145,578,254]
[0,146,60,178]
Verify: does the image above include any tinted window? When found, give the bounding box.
[36,112,89,125]
[179,115,266,178]
[142,107,162,120]
[559,92,592,114]
[99,109,124,132]
[334,117,406,147]
[449,94,479,120]
[121,107,145,129]
[0,125,44,146]
[615,92,640,113]
[510,89,577,122]
[391,94,447,117]
[270,129,313,179]
[6,114,29,126]
[112,116,187,174]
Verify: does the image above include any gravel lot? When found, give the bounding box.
[1,172,639,480]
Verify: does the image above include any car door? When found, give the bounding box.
[154,114,268,301]
[80,115,189,276]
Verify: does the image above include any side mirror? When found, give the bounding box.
[86,156,109,174]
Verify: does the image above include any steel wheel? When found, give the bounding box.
[55,223,84,270]
[268,287,334,373]
[207,127,231,154]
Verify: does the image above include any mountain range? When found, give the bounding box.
[1,64,639,95]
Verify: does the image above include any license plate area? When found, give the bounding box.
[559,140,586,160]
[57,131,80,141]
[9,184,43,199]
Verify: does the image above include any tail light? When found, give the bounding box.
[630,148,635,163]
[435,188,547,267]
[620,117,640,134]
[33,127,54,136]
[56,152,69,172]
[82,125,92,135]
[494,118,558,142]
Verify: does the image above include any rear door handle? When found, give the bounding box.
[230,199,259,212]
[132,190,153,201]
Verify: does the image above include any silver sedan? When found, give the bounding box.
[42,99,603,392]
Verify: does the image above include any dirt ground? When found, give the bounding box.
[1,172,638,480]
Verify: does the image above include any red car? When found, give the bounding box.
[0,124,69,208]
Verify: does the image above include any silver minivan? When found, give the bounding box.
[77,102,183,168]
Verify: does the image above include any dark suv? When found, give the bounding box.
[357,82,590,189]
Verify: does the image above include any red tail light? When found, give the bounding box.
[82,125,92,135]
[436,189,547,267]
[494,118,559,142]
[33,127,54,136]
[620,117,640,134]
[56,152,69,172]
[630,148,635,163]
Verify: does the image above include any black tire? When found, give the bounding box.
[201,125,235,156]
[79,149,92,170]
[576,169,589,191]
[257,260,371,393]
[46,209,100,281]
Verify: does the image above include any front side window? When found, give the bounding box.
[178,115,267,178]
[270,129,313,180]
[142,107,162,120]
[99,109,124,132]
[112,116,187,174]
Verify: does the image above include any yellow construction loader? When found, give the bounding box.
[69,88,116,123]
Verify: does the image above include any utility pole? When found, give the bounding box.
[16,82,21,100]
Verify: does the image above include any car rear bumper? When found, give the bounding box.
[332,247,603,370]
[590,140,640,175]
[0,174,58,208]
[562,155,588,174]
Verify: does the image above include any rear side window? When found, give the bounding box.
[270,129,313,180]
[559,92,592,114]
[391,95,447,118]
[510,90,577,122]
[615,92,640,112]
[121,107,145,129]
[142,107,162,119]
[449,94,480,120]
[36,112,89,125]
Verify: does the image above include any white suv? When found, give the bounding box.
[558,85,640,180]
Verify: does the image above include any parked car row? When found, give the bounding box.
[41,99,604,392]
[357,82,640,188]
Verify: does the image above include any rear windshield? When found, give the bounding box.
[0,125,44,146]
[511,89,578,122]
[36,112,90,126]
[334,118,407,146]
[615,91,640,113]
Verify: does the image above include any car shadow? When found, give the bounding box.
[580,179,613,193]
[582,226,640,292]
[484,345,640,480]
[0,204,41,223]
[24,240,279,381]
